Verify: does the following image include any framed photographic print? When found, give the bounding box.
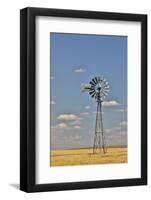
[20,7,147,192]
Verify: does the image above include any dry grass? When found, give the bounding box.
[50,147,127,167]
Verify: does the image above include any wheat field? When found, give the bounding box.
[50,147,127,167]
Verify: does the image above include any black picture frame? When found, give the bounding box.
[20,7,147,192]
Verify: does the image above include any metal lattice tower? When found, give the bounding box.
[82,76,110,154]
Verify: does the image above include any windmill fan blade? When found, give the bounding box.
[89,90,95,95]
[103,87,109,91]
[104,82,109,86]
[102,81,107,87]
[102,91,108,96]
[95,77,98,83]
[91,85,95,88]
[104,86,110,89]
[104,89,110,93]
[90,81,95,86]
[103,88,109,93]
[104,85,109,90]
[92,78,96,84]
[91,93,96,98]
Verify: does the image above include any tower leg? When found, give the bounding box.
[100,100,106,153]
[93,100,99,154]
[93,100,106,154]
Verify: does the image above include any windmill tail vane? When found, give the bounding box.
[82,76,110,154]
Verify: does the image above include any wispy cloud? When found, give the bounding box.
[74,68,86,73]
[116,108,127,112]
[80,112,89,116]
[112,126,121,131]
[102,100,120,107]
[105,125,127,135]
[119,121,127,127]
[50,76,55,80]
[85,105,91,109]
[93,111,104,115]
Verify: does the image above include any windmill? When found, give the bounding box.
[82,76,110,154]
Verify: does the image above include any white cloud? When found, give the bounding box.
[74,68,86,73]
[50,76,55,80]
[57,114,80,121]
[51,123,67,134]
[57,123,67,129]
[85,105,91,109]
[119,121,127,127]
[51,101,56,105]
[70,120,81,125]
[52,120,82,133]
[52,123,67,130]
[74,125,81,129]
[102,100,120,107]
[116,108,127,112]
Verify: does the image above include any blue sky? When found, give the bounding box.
[50,33,127,150]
